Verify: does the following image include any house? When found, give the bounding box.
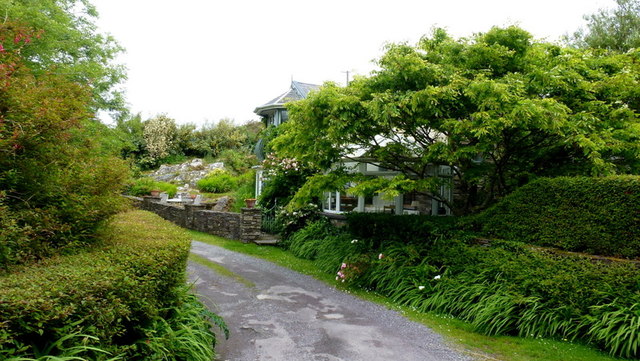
[253,81,320,198]
[253,80,452,216]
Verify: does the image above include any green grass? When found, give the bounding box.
[188,253,255,288]
[187,229,625,361]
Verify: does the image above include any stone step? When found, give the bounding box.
[253,239,280,245]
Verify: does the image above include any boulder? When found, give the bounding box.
[212,196,232,212]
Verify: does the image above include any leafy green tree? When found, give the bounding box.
[569,0,640,52]
[274,26,640,214]
[0,0,126,115]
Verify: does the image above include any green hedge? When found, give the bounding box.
[0,210,191,359]
[476,176,640,258]
[346,212,460,249]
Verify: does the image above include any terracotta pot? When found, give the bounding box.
[150,190,161,197]
[244,198,257,208]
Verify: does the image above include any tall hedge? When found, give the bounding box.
[477,176,640,258]
[0,210,191,359]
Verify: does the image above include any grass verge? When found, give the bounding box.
[187,229,623,361]
[189,253,255,288]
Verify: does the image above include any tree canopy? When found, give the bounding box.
[569,0,640,52]
[0,0,126,116]
[273,26,640,214]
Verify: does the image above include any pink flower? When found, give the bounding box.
[341,263,347,269]
[0,43,5,52]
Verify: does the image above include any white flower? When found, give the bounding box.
[378,253,384,260]
[433,275,441,280]
[418,285,425,290]
[351,239,358,244]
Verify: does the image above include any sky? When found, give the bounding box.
[92,0,615,126]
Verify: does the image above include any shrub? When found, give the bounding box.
[229,170,256,213]
[476,176,640,258]
[217,149,257,174]
[128,177,178,197]
[346,213,461,250]
[197,169,237,193]
[0,210,192,359]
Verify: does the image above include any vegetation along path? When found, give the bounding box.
[188,240,471,361]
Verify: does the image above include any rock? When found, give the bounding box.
[212,196,232,212]
[147,159,225,192]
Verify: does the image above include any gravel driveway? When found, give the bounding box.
[188,240,472,361]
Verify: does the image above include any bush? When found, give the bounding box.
[229,170,256,213]
[346,213,461,250]
[476,176,640,258]
[197,169,237,193]
[0,210,192,359]
[128,177,178,197]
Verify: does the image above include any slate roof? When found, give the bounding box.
[254,81,320,114]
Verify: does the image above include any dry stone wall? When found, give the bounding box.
[140,196,261,243]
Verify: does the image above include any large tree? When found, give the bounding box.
[0,0,126,116]
[569,0,640,52]
[273,26,640,214]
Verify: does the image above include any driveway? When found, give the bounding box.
[188,240,472,361]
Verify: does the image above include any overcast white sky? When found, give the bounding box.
[93,0,615,126]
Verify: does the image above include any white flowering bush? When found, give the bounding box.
[143,114,178,160]
[274,203,321,239]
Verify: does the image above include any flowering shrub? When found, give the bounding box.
[143,114,178,160]
[275,203,321,239]
[258,154,318,210]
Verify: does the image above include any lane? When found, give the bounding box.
[188,240,471,361]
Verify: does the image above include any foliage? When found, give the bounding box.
[274,26,640,214]
[114,117,262,171]
[127,178,178,198]
[134,285,228,361]
[197,169,237,193]
[229,170,256,213]
[216,148,258,175]
[568,0,640,52]
[476,176,640,258]
[285,220,640,358]
[0,211,192,359]
[0,0,126,116]
[258,154,319,210]
[274,203,322,240]
[346,212,460,249]
[143,114,178,161]
[0,22,130,268]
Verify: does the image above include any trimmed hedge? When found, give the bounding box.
[0,210,191,359]
[346,212,460,249]
[477,176,640,258]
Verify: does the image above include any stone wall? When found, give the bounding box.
[140,196,261,243]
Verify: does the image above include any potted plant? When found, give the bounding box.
[244,198,257,208]
[150,189,161,197]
